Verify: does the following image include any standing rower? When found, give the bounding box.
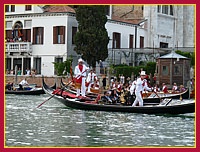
[74,58,89,97]
[132,71,152,106]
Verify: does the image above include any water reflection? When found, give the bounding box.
[5,94,195,147]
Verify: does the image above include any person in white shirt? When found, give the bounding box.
[172,83,178,93]
[74,58,89,97]
[86,69,96,92]
[120,74,125,85]
[132,71,152,106]
[19,78,28,86]
[130,79,137,95]
[26,68,31,75]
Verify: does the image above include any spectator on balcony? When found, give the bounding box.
[18,37,22,42]
[31,69,36,77]
[17,68,22,75]
[6,69,10,75]
[10,38,14,42]
[25,68,31,75]
[13,36,17,42]
[6,37,10,42]
[10,69,14,75]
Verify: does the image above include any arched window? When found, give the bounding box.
[14,21,23,29]
[13,21,23,39]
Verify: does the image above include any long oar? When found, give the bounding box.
[63,69,88,88]
[36,89,61,108]
[36,81,73,108]
[153,90,163,102]
[37,69,88,108]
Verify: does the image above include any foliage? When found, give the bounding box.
[74,5,109,68]
[112,62,156,79]
[53,58,73,76]
[146,62,156,74]
[175,50,195,66]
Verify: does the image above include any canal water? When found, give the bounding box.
[5,94,195,147]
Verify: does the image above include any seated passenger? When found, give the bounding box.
[19,78,29,86]
[179,85,186,92]
[5,82,12,90]
[101,91,112,104]
[110,88,120,103]
[172,83,178,93]
[153,84,160,92]
[18,84,23,90]
[162,83,168,93]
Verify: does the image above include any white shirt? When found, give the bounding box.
[26,70,30,75]
[19,79,28,85]
[86,72,96,83]
[172,85,178,91]
[120,76,125,84]
[130,80,136,95]
[74,64,89,77]
[135,78,151,93]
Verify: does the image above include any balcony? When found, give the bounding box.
[5,42,32,55]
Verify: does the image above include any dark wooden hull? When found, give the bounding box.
[5,88,45,95]
[43,78,195,114]
[55,97,195,114]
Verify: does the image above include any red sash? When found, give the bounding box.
[74,65,83,84]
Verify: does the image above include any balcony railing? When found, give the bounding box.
[5,42,32,54]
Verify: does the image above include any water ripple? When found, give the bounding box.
[5,94,195,147]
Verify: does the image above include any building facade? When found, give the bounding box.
[5,5,195,76]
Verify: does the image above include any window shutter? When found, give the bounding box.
[53,27,57,44]
[26,29,31,42]
[11,5,15,12]
[41,27,44,44]
[5,5,9,12]
[33,27,36,44]
[129,35,133,48]
[140,36,144,48]
[60,26,65,44]
[72,27,77,44]
[22,29,26,41]
[116,33,121,49]
[6,30,12,39]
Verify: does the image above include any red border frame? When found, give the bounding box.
[1,1,198,152]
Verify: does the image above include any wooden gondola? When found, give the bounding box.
[5,80,56,95]
[5,87,45,95]
[60,78,190,104]
[43,78,195,114]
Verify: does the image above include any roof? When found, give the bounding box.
[111,15,143,24]
[44,5,75,13]
[43,5,141,25]
[159,51,188,59]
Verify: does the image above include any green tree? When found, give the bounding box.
[53,58,73,76]
[175,50,195,66]
[74,6,109,68]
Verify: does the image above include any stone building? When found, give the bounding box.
[5,5,195,76]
